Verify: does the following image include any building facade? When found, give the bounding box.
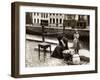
[26,12,90,29]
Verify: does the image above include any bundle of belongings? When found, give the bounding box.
[63,49,80,65]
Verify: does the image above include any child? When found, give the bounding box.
[73,37,80,54]
[74,29,79,39]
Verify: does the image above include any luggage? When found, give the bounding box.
[72,54,80,65]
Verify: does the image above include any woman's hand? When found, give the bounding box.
[61,39,66,47]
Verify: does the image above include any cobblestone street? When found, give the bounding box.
[25,34,90,67]
[25,40,67,67]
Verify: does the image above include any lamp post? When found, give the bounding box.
[42,25,45,42]
[63,20,66,35]
[63,25,65,35]
[41,20,48,42]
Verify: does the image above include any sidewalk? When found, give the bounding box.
[26,34,73,47]
[26,34,58,44]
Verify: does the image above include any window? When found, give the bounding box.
[41,13,43,18]
[60,14,62,16]
[87,15,90,26]
[44,13,45,18]
[60,19,62,24]
[79,15,84,21]
[34,19,36,23]
[50,18,52,24]
[56,14,58,16]
[46,13,48,18]
[50,13,52,16]
[67,15,72,20]
[37,19,39,23]
[37,13,39,16]
[34,12,36,16]
[53,18,55,24]
[53,13,55,16]
[56,18,58,24]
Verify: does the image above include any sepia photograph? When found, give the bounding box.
[11,2,97,77]
[25,12,90,67]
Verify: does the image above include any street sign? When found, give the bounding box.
[41,20,48,26]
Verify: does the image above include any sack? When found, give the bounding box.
[72,54,80,65]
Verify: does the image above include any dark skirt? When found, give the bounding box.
[51,45,63,59]
[51,36,69,59]
[51,45,68,59]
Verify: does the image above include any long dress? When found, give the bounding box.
[73,38,80,54]
[51,36,69,59]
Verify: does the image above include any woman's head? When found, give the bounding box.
[57,34,63,41]
[62,37,68,43]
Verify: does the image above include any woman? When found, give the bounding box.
[51,34,69,59]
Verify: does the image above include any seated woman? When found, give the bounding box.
[51,34,69,59]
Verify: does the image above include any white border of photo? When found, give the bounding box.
[19,6,95,74]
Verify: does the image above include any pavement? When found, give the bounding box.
[25,40,89,67]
